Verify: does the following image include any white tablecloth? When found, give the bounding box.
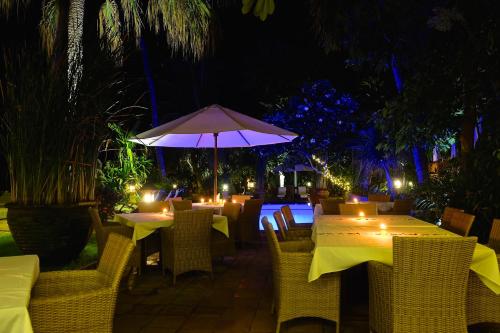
[0,255,40,333]
[192,203,224,215]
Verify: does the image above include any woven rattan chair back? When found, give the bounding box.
[262,217,341,333]
[392,199,413,215]
[280,205,296,228]
[89,207,106,257]
[320,198,345,215]
[97,233,135,289]
[161,209,213,284]
[487,219,500,253]
[368,194,391,202]
[222,202,242,236]
[448,211,475,236]
[137,201,169,213]
[466,255,500,325]
[231,195,252,205]
[441,207,463,228]
[392,236,476,333]
[273,211,289,241]
[171,199,193,211]
[339,203,377,215]
[238,199,264,245]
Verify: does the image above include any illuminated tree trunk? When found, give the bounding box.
[140,37,167,180]
[391,53,427,184]
[67,0,85,101]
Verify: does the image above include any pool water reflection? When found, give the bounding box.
[259,204,313,230]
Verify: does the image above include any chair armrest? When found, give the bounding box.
[104,225,133,239]
[280,240,314,253]
[32,271,108,297]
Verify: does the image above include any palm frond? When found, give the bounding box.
[146,0,212,60]
[39,0,59,57]
[98,0,123,62]
[0,0,30,16]
[67,0,85,99]
[119,0,142,41]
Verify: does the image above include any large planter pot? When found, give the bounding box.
[7,203,94,266]
[316,189,330,199]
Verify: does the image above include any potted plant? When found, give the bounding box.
[0,48,124,265]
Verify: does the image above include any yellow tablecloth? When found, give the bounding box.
[0,255,40,333]
[115,212,229,244]
[309,215,500,294]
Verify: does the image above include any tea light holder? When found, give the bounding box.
[232,199,237,204]
[380,223,387,230]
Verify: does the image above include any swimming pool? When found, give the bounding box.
[259,203,313,230]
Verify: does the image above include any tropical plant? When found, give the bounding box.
[98,123,153,214]
[0,46,124,205]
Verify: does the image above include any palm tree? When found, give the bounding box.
[2,0,214,93]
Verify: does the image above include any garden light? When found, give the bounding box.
[209,198,212,203]
[222,184,229,191]
[128,184,136,192]
[353,198,358,204]
[306,181,312,187]
[201,198,205,203]
[172,184,177,189]
[408,181,414,188]
[393,179,402,189]
[247,181,255,189]
[232,199,237,203]
[143,192,155,203]
[162,208,167,214]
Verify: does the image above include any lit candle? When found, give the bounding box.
[358,211,365,218]
[201,198,205,204]
[209,199,212,203]
[380,223,387,230]
[162,208,167,214]
[353,198,358,204]
[232,199,236,203]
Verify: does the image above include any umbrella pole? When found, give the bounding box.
[213,133,218,202]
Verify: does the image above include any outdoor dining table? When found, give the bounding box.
[192,203,224,215]
[0,255,40,333]
[313,201,395,218]
[308,215,500,295]
[115,212,229,245]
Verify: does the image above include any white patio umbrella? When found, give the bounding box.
[130,104,298,201]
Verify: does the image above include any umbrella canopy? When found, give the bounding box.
[130,104,297,148]
[130,104,298,200]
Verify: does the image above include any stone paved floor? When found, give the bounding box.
[114,245,499,333]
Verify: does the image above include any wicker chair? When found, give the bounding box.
[238,199,264,246]
[29,233,135,333]
[231,195,252,205]
[368,194,391,202]
[391,199,413,215]
[466,254,500,326]
[160,209,213,285]
[445,211,475,236]
[281,205,312,229]
[487,219,500,253]
[137,201,169,213]
[319,198,345,215]
[262,217,341,333]
[171,199,193,211]
[211,202,241,258]
[339,203,378,215]
[440,207,463,228]
[88,207,133,259]
[273,211,311,241]
[368,236,476,333]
